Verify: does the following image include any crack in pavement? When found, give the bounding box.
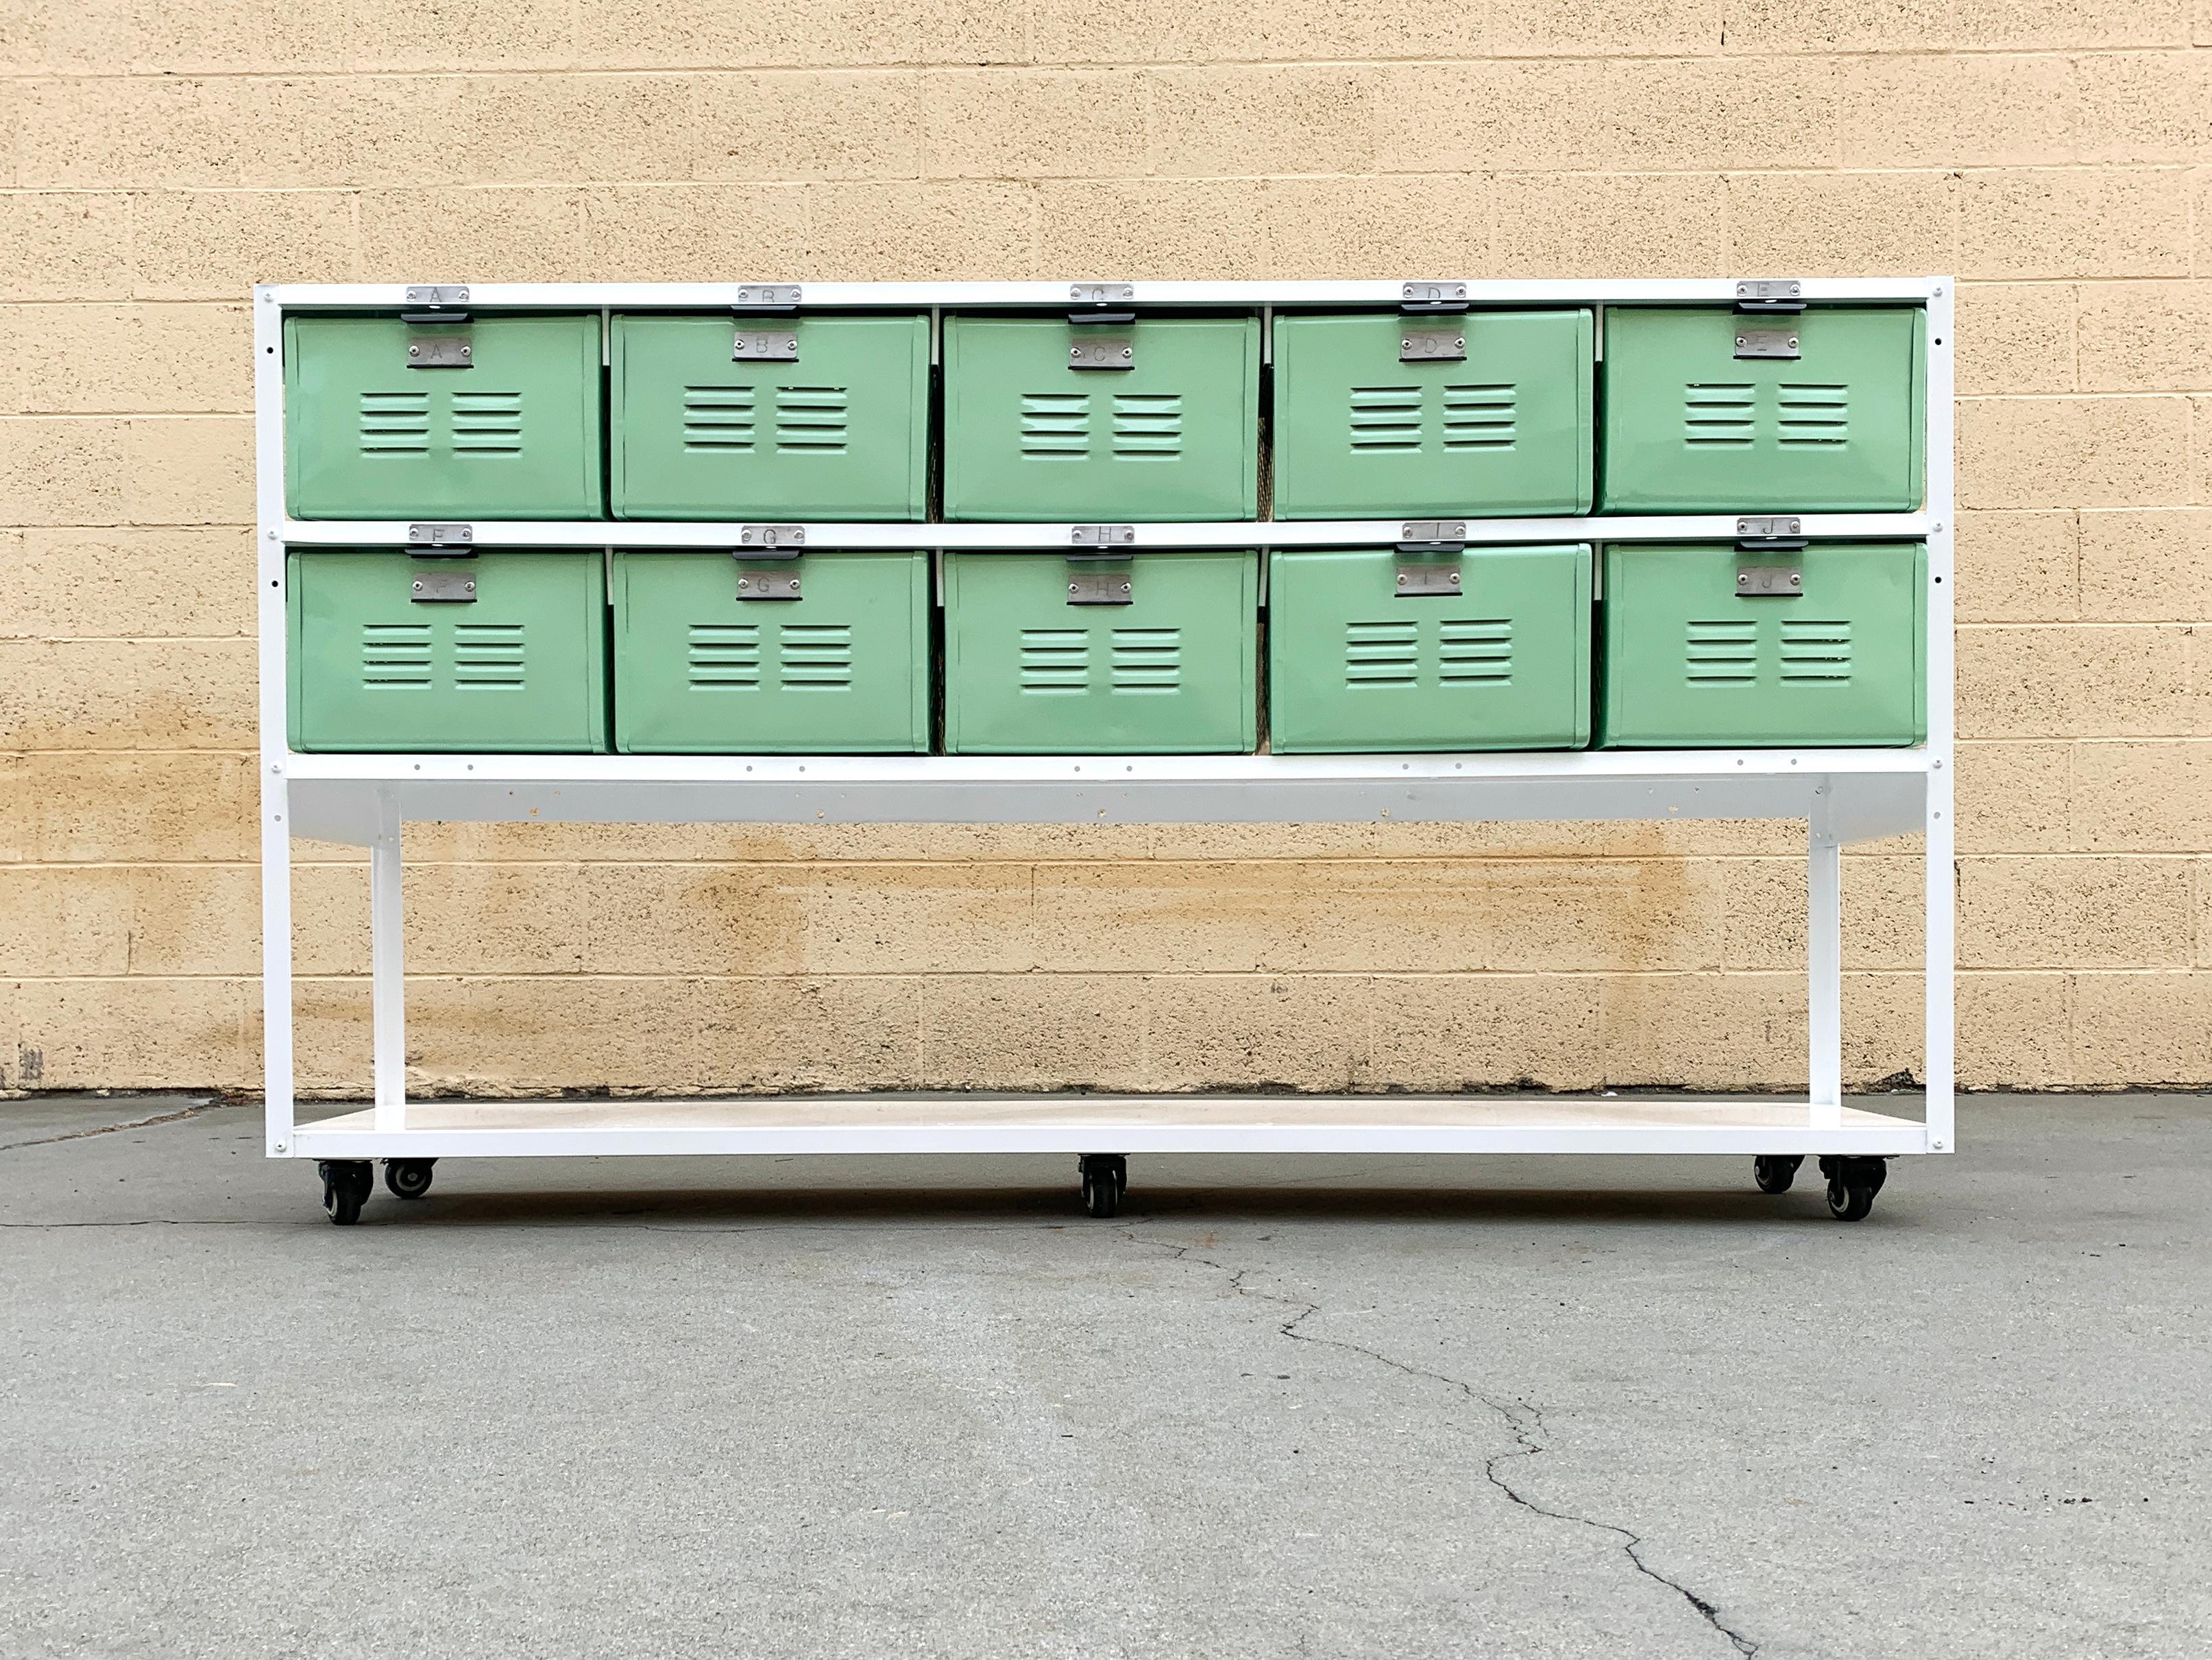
[1130,1231,1759,1659]
[0,1100,220,1155]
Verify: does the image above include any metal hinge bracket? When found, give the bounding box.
[407,522,474,550]
[1069,283,1136,370]
[1735,516,1806,596]
[1396,519,1468,597]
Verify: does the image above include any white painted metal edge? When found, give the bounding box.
[280,514,1934,548]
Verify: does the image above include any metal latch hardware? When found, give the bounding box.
[1396,519,1468,597]
[1069,283,1137,370]
[407,522,474,549]
[1735,516,1806,596]
[733,526,805,600]
[1400,281,1470,361]
[402,311,472,368]
[1065,554,1134,606]
[731,285,801,311]
[403,285,470,306]
[1070,525,1137,549]
[733,326,799,362]
[409,561,477,603]
[1734,278,1804,358]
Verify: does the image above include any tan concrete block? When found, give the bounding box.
[2070,970,2212,1083]
[2069,739,2212,850]
[247,76,470,189]
[0,193,134,300]
[289,861,605,980]
[919,71,1136,181]
[444,75,697,187]
[579,185,810,281]
[123,417,253,525]
[1034,180,1266,280]
[130,0,575,73]
[1958,623,2209,737]
[2200,861,2212,965]
[1959,168,2189,279]
[2078,280,2212,392]
[1703,856,1925,974]
[1955,511,2078,623]
[13,77,241,189]
[297,972,924,1095]
[1368,975,1604,1091]
[1254,176,1488,282]
[1026,0,1257,65]
[1956,971,2074,1088]
[0,418,128,525]
[130,189,356,299]
[3,0,132,73]
[17,751,256,862]
[2078,509,2212,619]
[9,529,254,639]
[0,979,19,1088]
[2200,0,2212,45]
[1145,67,1378,178]
[583,861,1036,975]
[0,304,252,416]
[1719,0,1949,53]
[1374,62,1596,175]
[1958,395,2191,509]
[0,639,254,749]
[1836,55,2077,169]
[16,976,254,1090]
[1141,974,1372,1091]
[1493,173,1725,279]
[358,189,583,284]
[1033,859,1737,976]
[918,974,1147,1090]
[1956,743,2074,853]
[694,71,922,181]
[116,861,265,977]
[1256,0,1487,58]
[1961,854,2194,968]
[2199,395,2212,505]
[1492,0,1723,54]
[0,868,134,974]
[1954,0,2191,47]
[579,0,1024,71]
[805,182,1034,279]
[1954,285,2074,396]
[1724,172,1958,276]
[1599,972,1799,1089]
[2076,51,2212,164]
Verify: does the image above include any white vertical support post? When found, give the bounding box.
[370,791,406,1132]
[1808,785,1843,1126]
[254,287,297,1158]
[1924,277,1958,1154]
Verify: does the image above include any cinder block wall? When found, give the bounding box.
[3,3,2209,1095]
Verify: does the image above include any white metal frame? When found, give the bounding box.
[254,278,1954,1170]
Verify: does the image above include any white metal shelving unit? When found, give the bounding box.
[255,277,1955,1215]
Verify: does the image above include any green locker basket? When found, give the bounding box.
[943,549,1259,754]
[611,549,930,754]
[1269,544,1592,753]
[1599,541,1925,747]
[941,315,1261,522]
[284,313,603,520]
[610,314,931,520]
[1599,304,1924,512]
[287,548,609,752]
[1272,311,1594,518]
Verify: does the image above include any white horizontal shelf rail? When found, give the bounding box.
[253,278,1956,1179]
[280,514,1935,549]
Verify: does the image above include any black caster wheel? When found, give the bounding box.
[1078,1154,1126,1220]
[1753,1155,1803,1194]
[383,1158,436,1201]
[317,1159,373,1226]
[1819,1155,1888,1222]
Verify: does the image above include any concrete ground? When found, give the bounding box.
[1,1095,2205,1660]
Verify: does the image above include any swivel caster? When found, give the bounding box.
[1817,1155,1888,1222]
[383,1158,436,1201]
[317,1159,374,1227]
[1078,1154,1127,1220]
[1752,1155,1803,1194]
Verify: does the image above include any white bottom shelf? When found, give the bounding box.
[289,1094,1929,1159]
